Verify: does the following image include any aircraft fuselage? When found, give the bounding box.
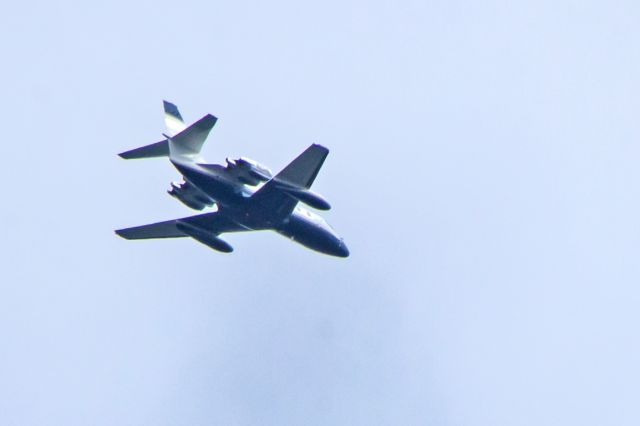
[172,159,349,257]
[116,101,348,258]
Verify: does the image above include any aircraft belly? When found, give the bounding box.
[185,174,242,207]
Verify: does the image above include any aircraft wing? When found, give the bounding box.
[250,144,329,220]
[115,211,246,240]
[271,144,329,189]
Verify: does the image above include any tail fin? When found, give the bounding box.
[163,100,186,136]
[118,101,217,160]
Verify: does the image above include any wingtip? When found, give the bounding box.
[311,143,329,153]
[114,229,131,239]
[195,114,218,129]
[204,113,218,122]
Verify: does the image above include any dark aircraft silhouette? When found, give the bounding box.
[115,101,349,257]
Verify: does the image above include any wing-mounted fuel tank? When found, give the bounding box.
[274,181,331,211]
[225,157,273,186]
[175,221,233,253]
[168,180,216,210]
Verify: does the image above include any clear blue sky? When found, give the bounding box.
[2,0,640,425]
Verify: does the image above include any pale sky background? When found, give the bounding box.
[1,0,640,425]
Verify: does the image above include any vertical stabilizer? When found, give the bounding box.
[163,100,187,136]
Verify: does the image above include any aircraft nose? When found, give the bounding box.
[336,239,350,258]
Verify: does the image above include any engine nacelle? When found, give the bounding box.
[175,222,233,253]
[275,182,331,210]
[225,157,273,186]
[168,181,215,211]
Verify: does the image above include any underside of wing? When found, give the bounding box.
[115,218,185,239]
[251,144,329,220]
[275,144,329,189]
[115,212,247,240]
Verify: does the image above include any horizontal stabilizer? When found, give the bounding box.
[118,102,216,160]
[168,114,217,158]
[118,140,169,159]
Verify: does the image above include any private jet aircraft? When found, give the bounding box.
[115,101,349,257]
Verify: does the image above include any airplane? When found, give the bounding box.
[115,101,349,258]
